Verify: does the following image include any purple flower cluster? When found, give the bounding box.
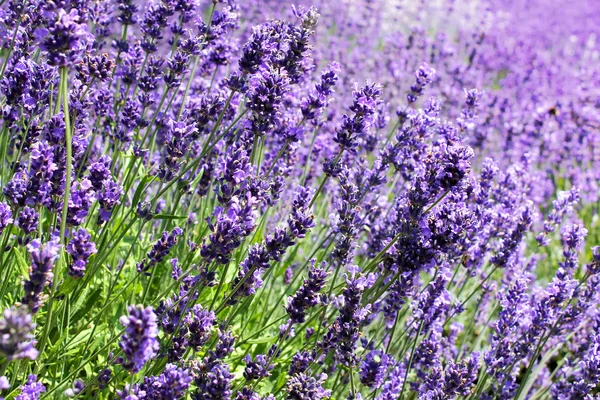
[35,9,91,67]
[0,0,599,399]
[16,375,45,400]
[22,238,61,313]
[138,227,183,273]
[0,306,38,361]
[118,305,159,373]
[285,264,328,324]
[65,228,97,278]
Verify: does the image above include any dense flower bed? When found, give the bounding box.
[0,0,599,398]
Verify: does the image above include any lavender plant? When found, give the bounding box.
[0,0,598,398]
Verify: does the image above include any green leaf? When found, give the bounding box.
[132,175,156,206]
[189,167,205,191]
[63,324,107,353]
[154,214,188,220]
[246,336,278,344]
[13,246,29,277]
[71,288,103,323]
[57,276,79,296]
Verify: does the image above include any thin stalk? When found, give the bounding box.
[37,66,72,359]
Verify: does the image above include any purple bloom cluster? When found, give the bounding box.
[35,9,91,67]
[140,363,192,399]
[22,238,61,313]
[0,0,599,399]
[333,82,383,153]
[138,227,183,273]
[285,264,328,324]
[16,375,45,400]
[118,305,159,373]
[0,306,38,361]
[65,228,97,278]
[192,360,234,400]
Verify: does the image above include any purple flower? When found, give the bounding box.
[4,169,29,207]
[441,354,480,397]
[285,264,328,324]
[140,364,192,399]
[485,276,529,379]
[116,99,141,148]
[490,201,535,268]
[457,88,483,130]
[192,361,233,400]
[139,0,176,53]
[157,277,199,335]
[320,274,372,367]
[201,197,256,265]
[97,180,124,224]
[138,227,183,273]
[35,9,91,67]
[235,387,262,400]
[184,305,215,350]
[97,368,111,389]
[360,350,390,388]
[301,63,339,121]
[377,363,405,400]
[334,82,383,152]
[22,238,61,313]
[23,140,57,207]
[66,179,96,227]
[88,156,112,191]
[286,373,331,400]
[119,305,159,373]
[214,143,251,206]
[16,375,45,400]
[411,268,451,333]
[331,168,361,266]
[289,351,315,376]
[0,202,13,234]
[17,207,38,235]
[117,383,144,399]
[227,244,270,304]
[158,118,197,182]
[246,67,290,136]
[407,62,436,103]
[78,53,115,83]
[237,25,275,75]
[243,354,274,381]
[0,60,31,108]
[434,143,474,190]
[537,189,579,246]
[287,186,316,240]
[209,330,236,361]
[64,379,85,397]
[0,306,38,361]
[163,51,190,88]
[66,228,97,278]
[116,0,138,25]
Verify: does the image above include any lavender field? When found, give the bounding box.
[0,0,599,398]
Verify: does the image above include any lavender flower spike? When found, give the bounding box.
[22,238,61,313]
[66,228,97,278]
[16,375,45,400]
[0,306,38,361]
[119,305,159,373]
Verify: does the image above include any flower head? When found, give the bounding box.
[119,305,159,373]
[36,9,91,67]
[0,306,38,361]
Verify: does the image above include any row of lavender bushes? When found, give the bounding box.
[0,0,599,398]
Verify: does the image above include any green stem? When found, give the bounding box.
[265,140,289,177]
[37,67,72,360]
[308,146,345,208]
